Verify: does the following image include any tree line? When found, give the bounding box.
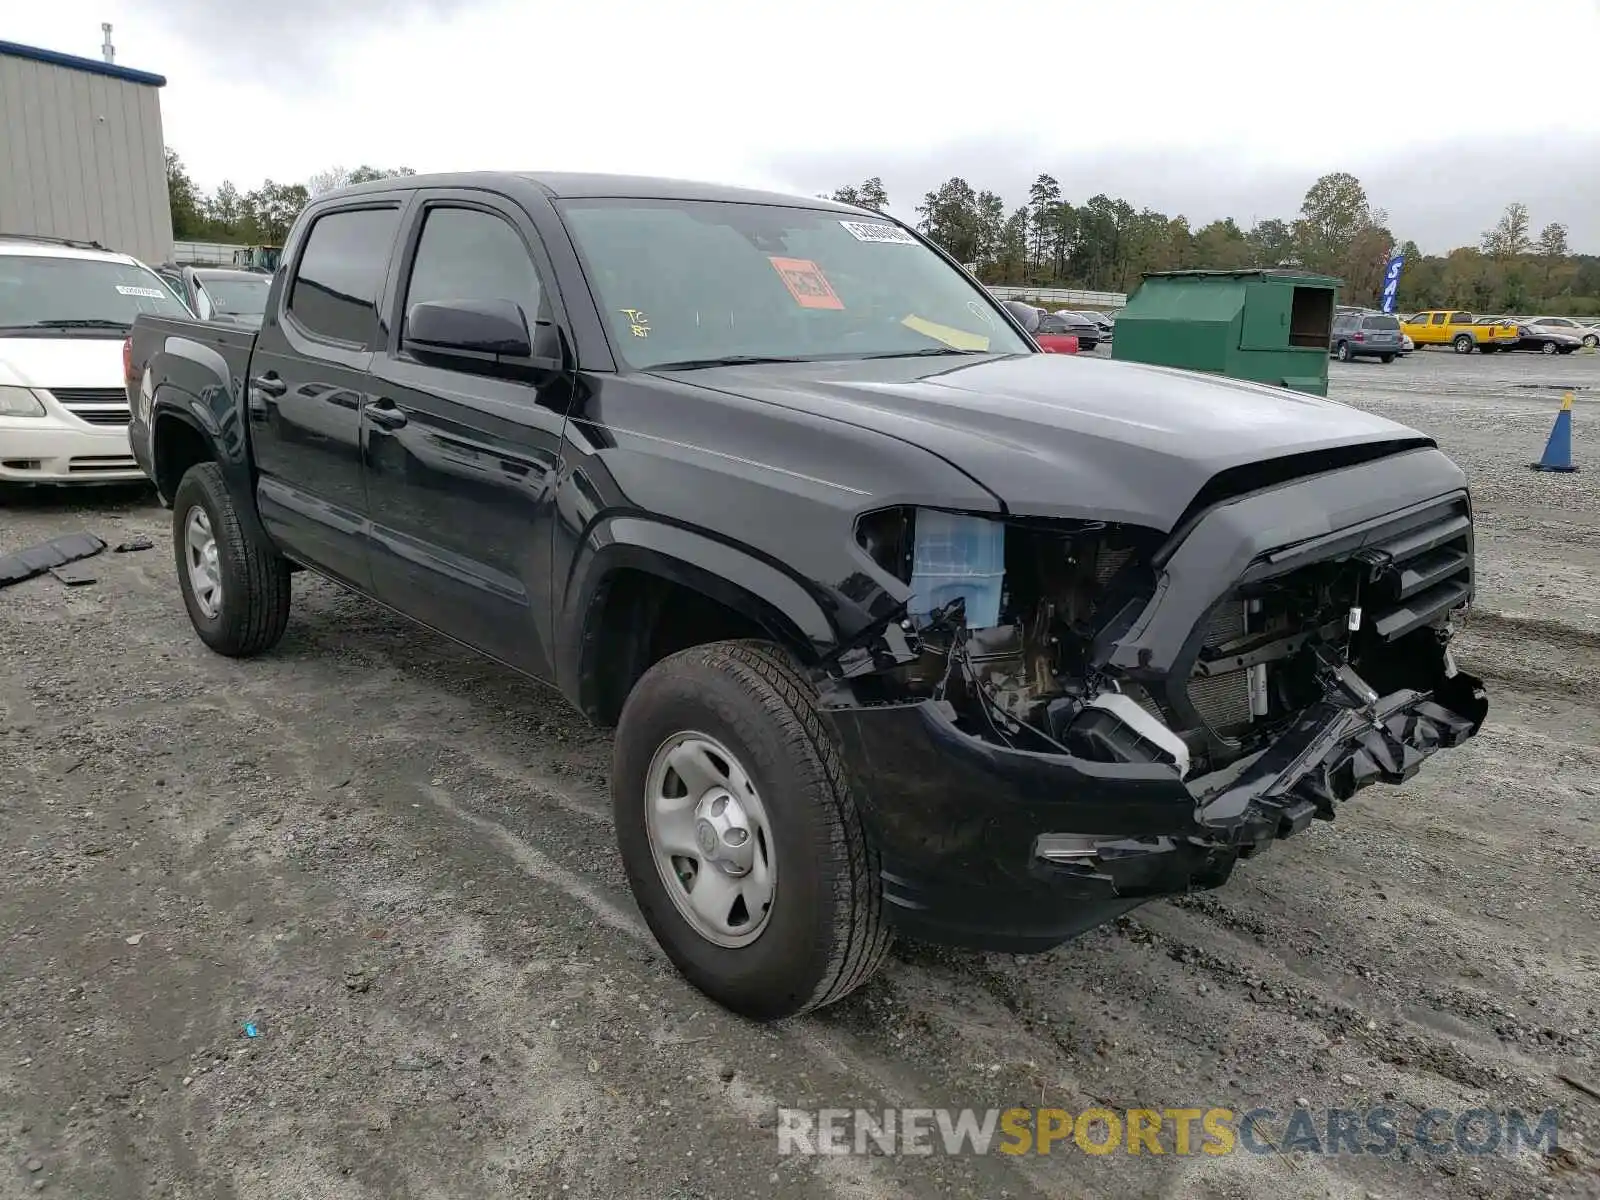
[165,149,415,246]
[828,173,1599,316]
[164,149,1596,315]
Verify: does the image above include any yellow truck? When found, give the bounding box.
[1400,310,1520,354]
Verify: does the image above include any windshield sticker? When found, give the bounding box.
[620,307,651,337]
[768,257,844,310]
[901,314,990,352]
[115,285,166,298]
[839,220,917,245]
[965,299,995,329]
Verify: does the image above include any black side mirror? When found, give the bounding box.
[406,298,533,358]
[1003,300,1041,335]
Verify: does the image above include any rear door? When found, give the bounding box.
[1360,313,1401,350]
[247,199,406,589]
[361,190,571,678]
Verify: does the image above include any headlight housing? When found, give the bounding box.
[0,386,47,417]
[855,507,1007,628]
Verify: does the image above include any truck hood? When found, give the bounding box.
[678,353,1432,529]
[0,336,125,390]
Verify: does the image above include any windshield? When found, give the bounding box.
[0,254,192,333]
[557,199,1031,369]
[200,275,269,316]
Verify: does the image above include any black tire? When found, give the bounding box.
[1583,334,1597,349]
[1479,345,1497,354]
[1335,341,1351,362]
[1452,334,1475,354]
[613,640,891,1019]
[1380,353,1396,364]
[1542,341,1558,355]
[172,462,291,657]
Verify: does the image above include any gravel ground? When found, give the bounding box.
[2,349,1599,1199]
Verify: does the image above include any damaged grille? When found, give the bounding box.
[1355,497,1473,641]
[1178,494,1473,745]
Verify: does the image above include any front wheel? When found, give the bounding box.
[1452,334,1475,354]
[1583,334,1597,349]
[612,641,891,1019]
[172,462,292,656]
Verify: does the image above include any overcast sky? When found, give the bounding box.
[12,0,1600,253]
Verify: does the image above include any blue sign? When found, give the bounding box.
[1380,252,1406,314]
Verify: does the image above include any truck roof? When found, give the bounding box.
[323,171,866,211]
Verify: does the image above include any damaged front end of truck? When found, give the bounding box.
[816,446,1489,951]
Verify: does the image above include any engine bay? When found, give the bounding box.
[848,508,1467,781]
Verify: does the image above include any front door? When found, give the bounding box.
[247,202,405,589]
[361,193,571,678]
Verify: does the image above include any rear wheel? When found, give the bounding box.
[172,463,291,656]
[1380,353,1396,363]
[1452,334,1475,354]
[1583,333,1597,348]
[1542,341,1558,355]
[613,641,891,1019]
[1335,341,1352,362]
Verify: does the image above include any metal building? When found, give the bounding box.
[0,38,173,265]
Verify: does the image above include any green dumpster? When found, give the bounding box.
[1110,268,1341,396]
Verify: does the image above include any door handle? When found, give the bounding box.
[366,400,408,430]
[252,373,287,397]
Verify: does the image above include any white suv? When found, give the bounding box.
[0,235,194,484]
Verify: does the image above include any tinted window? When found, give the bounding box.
[404,207,545,333]
[1449,311,1471,324]
[288,207,400,347]
[1362,316,1399,330]
[1429,313,1448,324]
[1036,313,1068,334]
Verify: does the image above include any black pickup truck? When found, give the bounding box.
[125,172,1487,1020]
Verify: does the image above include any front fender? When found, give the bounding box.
[557,515,847,715]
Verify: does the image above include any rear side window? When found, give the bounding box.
[1362,316,1399,330]
[1449,311,1471,325]
[288,207,400,348]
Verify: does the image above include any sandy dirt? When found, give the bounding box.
[2,349,1598,1199]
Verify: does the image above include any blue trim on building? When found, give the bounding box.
[0,39,166,87]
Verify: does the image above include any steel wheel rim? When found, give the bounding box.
[184,506,223,619]
[644,731,776,948]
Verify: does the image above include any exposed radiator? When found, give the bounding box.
[1188,602,1252,735]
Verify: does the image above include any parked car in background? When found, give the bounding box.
[1401,310,1520,353]
[155,266,271,327]
[1076,310,1115,342]
[1046,309,1099,351]
[0,233,191,485]
[1330,310,1403,363]
[1525,316,1598,348]
[1400,331,1414,355]
[1031,310,1080,354]
[1498,321,1582,355]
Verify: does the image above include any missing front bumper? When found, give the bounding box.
[827,663,1486,951]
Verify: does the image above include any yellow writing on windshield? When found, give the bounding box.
[901,314,990,352]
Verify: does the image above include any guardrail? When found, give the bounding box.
[986,285,1128,308]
